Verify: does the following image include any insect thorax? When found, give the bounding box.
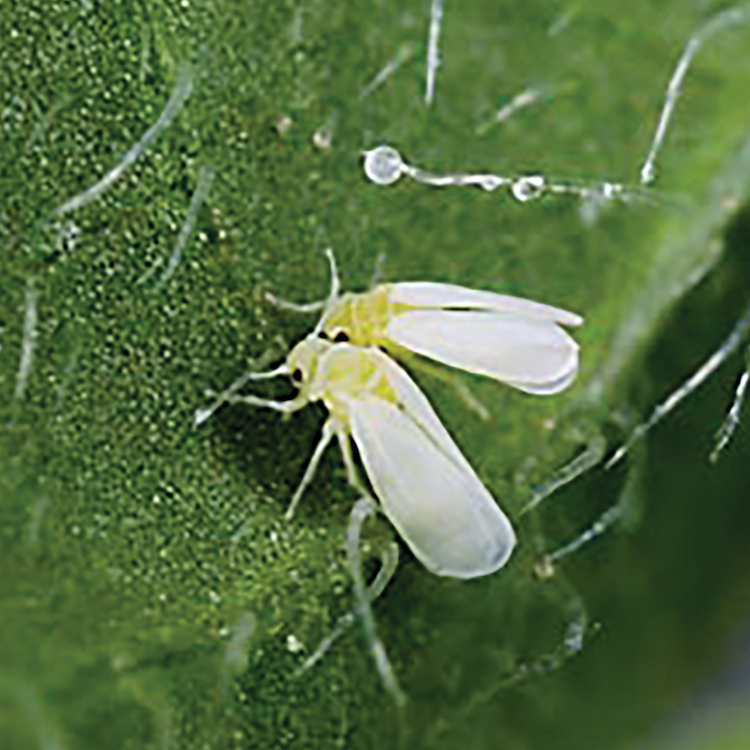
[316,345,398,420]
[322,286,391,346]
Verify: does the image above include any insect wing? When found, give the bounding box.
[349,354,515,579]
[386,309,580,394]
[387,282,583,327]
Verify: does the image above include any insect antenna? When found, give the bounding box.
[193,362,291,426]
[311,248,342,337]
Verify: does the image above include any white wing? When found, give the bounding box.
[387,282,583,327]
[387,309,579,395]
[349,353,515,579]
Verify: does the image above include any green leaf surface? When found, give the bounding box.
[2,1,750,748]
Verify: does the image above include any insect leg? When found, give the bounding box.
[264,293,327,314]
[264,247,342,318]
[323,248,341,302]
[193,362,295,426]
[284,419,336,520]
[223,392,307,413]
[334,426,358,487]
[334,424,375,501]
[404,354,491,421]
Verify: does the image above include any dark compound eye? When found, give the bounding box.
[333,330,349,343]
[291,368,303,383]
[317,331,329,339]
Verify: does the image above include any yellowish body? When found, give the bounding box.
[321,286,393,347]
[288,334,396,421]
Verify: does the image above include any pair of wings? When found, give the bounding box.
[345,347,516,579]
[384,282,583,395]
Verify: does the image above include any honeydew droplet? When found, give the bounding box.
[511,175,546,202]
[363,146,405,186]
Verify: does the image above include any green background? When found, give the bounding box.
[2,0,750,748]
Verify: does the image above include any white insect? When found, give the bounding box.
[196,251,583,579]
[309,250,583,396]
